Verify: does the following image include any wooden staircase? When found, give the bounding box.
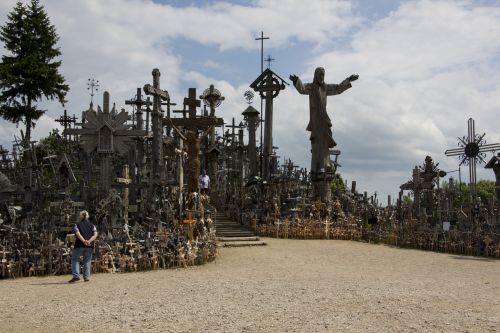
[214,211,266,247]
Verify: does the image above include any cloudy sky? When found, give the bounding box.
[1,0,500,201]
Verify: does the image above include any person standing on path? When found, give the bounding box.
[69,210,97,283]
[198,169,210,195]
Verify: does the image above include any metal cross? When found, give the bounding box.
[200,84,225,117]
[87,78,99,105]
[255,31,270,74]
[264,54,275,69]
[445,118,500,197]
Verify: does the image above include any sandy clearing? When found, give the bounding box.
[0,239,498,333]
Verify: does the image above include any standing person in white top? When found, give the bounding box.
[198,169,210,195]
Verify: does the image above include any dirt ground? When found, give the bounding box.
[0,239,499,333]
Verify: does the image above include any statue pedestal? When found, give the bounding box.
[311,171,334,203]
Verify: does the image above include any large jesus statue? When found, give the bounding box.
[290,68,358,174]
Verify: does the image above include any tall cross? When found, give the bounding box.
[115,164,132,229]
[200,84,225,182]
[255,32,270,175]
[165,88,224,195]
[255,31,270,74]
[445,118,500,198]
[226,118,243,147]
[250,68,288,179]
[143,69,170,185]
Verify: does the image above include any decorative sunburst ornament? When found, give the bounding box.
[244,90,254,105]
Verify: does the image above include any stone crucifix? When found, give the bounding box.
[250,68,287,180]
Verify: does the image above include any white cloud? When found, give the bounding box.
[271,1,500,198]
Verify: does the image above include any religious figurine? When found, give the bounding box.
[290,68,358,174]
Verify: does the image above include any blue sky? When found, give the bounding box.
[1,0,500,201]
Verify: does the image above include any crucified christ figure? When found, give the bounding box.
[167,117,214,193]
[290,67,358,174]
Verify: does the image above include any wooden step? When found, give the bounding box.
[218,241,267,247]
[218,236,260,242]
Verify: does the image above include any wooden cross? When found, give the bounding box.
[165,88,223,129]
[225,117,244,147]
[125,87,152,130]
[274,218,282,238]
[185,88,200,119]
[115,164,132,229]
[143,69,170,185]
[182,211,197,240]
[49,196,85,228]
[322,217,332,239]
[55,109,77,140]
[164,88,224,195]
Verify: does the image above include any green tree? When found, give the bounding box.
[476,179,496,204]
[441,179,496,206]
[0,0,69,146]
[402,194,413,206]
[331,173,346,196]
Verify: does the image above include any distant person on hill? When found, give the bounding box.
[199,169,210,195]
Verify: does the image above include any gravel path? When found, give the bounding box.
[0,239,499,332]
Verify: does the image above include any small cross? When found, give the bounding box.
[182,212,197,225]
[55,109,77,140]
[322,218,332,239]
[264,54,275,69]
[274,218,282,238]
[182,211,197,240]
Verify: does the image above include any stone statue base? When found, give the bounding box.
[311,171,334,204]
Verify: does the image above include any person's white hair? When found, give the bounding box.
[79,210,90,220]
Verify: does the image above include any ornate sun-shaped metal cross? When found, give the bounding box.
[200,84,224,117]
[445,118,500,196]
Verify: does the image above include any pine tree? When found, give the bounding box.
[0,0,69,146]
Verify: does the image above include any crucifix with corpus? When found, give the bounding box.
[163,88,224,195]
